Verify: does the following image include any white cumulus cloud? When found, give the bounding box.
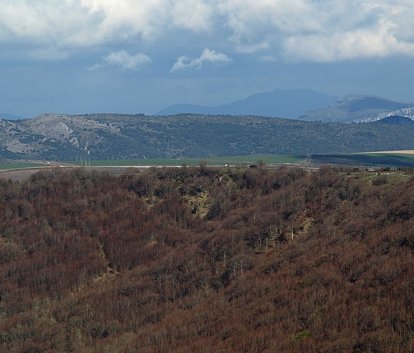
[170,0,213,32]
[0,0,213,47]
[1,0,414,63]
[89,50,151,71]
[217,0,414,61]
[171,49,231,72]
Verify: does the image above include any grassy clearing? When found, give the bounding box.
[74,155,302,167]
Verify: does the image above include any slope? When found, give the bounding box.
[301,95,412,123]
[1,167,414,353]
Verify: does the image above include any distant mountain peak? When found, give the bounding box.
[158,88,338,119]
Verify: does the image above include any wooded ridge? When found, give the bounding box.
[2,113,414,160]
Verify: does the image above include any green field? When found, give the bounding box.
[0,162,45,170]
[3,152,414,171]
[74,154,302,167]
[311,153,414,167]
[360,152,414,159]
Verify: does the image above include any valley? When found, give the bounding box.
[4,2,414,353]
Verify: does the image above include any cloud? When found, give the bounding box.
[0,0,213,46]
[170,0,213,32]
[89,50,151,71]
[235,42,269,54]
[217,0,414,61]
[171,49,231,72]
[1,1,414,63]
[284,27,414,62]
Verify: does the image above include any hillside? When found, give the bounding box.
[301,95,412,123]
[3,113,414,161]
[373,116,414,126]
[361,107,414,123]
[158,89,337,118]
[1,166,414,352]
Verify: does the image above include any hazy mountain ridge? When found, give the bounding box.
[2,113,414,160]
[158,89,338,118]
[4,91,412,125]
[159,90,414,124]
[0,113,26,120]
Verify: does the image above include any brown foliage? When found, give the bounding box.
[1,167,414,352]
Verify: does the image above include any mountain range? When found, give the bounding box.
[2,89,414,162]
[3,89,413,125]
[158,89,338,118]
[2,113,414,161]
[159,89,414,123]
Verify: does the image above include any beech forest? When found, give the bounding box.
[1,166,414,353]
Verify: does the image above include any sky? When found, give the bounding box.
[1,0,414,117]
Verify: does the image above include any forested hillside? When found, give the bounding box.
[3,113,414,160]
[1,167,414,352]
